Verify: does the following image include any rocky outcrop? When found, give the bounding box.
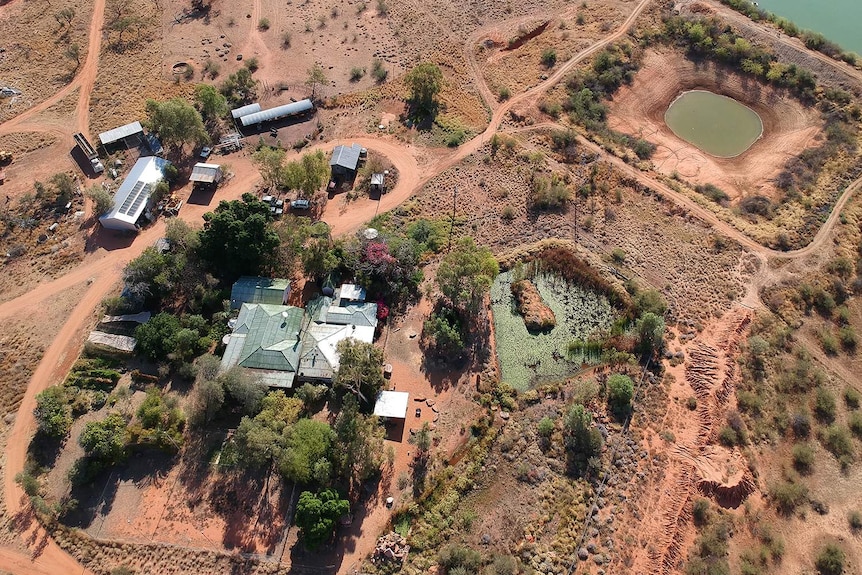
[372,531,410,566]
[511,279,556,331]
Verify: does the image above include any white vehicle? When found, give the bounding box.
[73,133,105,174]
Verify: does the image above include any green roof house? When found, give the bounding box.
[220,303,305,388]
[230,276,291,310]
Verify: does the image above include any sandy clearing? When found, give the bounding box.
[607,49,822,201]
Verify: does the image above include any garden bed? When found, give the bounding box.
[491,270,615,390]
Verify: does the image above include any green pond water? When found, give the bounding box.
[664,90,763,158]
[756,0,862,56]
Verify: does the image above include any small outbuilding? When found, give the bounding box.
[99,156,170,232]
[373,390,410,420]
[230,276,291,309]
[189,162,223,185]
[370,173,385,193]
[330,143,362,177]
[98,121,144,148]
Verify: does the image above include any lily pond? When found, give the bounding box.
[491,270,616,391]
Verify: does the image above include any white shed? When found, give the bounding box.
[189,163,222,184]
[373,391,410,420]
[99,156,169,232]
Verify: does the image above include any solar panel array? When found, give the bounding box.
[118,181,151,216]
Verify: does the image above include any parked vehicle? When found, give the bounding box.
[199,146,212,160]
[72,133,104,174]
[290,199,310,210]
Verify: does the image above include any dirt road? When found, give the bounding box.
[1,0,860,572]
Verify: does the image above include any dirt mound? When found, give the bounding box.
[511,279,556,331]
[692,445,756,508]
[607,49,822,202]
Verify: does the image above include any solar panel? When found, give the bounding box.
[119,182,151,216]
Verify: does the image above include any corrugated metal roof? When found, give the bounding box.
[87,331,137,352]
[370,173,384,186]
[190,162,222,183]
[330,144,362,171]
[99,156,169,231]
[98,121,144,145]
[230,276,291,309]
[298,323,374,380]
[373,391,409,419]
[220,304,304,378]
[231,103,261,119]
[239,99,314,126]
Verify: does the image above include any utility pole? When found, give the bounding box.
[447,185,458,252]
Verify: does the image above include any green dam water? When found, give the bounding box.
[664,90,763,158]
[756,0,862,56]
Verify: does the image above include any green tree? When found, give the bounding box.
[144,98,209,155]
[298,149,329,195]
[280,419,334,483]
[333,339,385,403]
[220,67,258,106]
[234,415,281,467]
[305,63,328,99]
[218,366,267,415]
[607,373,634,417]
[423,310,465,354]
[564,404,602,473]
[134,312,182,361]
[295,489,349,549]
[404,62,443,118]
[198,193,280,280]
[436,237,499,315]
[85,185,113,216]
[79,413,128,464]
[193,83,228,123]
[633,289,667,316]
[333,395,384,488]
[636,312,665,357]
[301,238,339,280]
[189,376,224,427]
[253,146,286,190]
[34,386,72,438]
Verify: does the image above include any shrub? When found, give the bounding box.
[814,388,837,422]
[538,416,555,437]
[541,48,557,68]
[770,480,807,514]
[692,498,710,526]
[349,67,365,82]
[849,412,862,437]
[821,425,854,465]
[792,443,815,474]
[438,543,482,572]
[694,183,730,204]
[815,544,845,575]
[281,32,292,48]
[371,59,388,83]
[791,411,811,438]
[34,386,72,438]
[848,510,862,532]
[498,86,511,101]
[845,387,861,409]
[718,426,738,447]
[257,18,270,30]
[839,327,858,353]
[530,173,571,209]
[632,138,656,159]
[686,396,698,410]
[245,57,260,73]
